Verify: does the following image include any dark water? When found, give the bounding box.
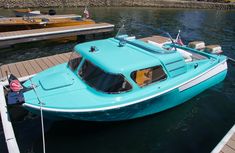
[0,7,235,153]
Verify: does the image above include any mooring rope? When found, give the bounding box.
[29,78,46,153]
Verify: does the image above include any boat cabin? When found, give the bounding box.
[68,36,208,94]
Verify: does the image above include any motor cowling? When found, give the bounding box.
[204,45,223,54]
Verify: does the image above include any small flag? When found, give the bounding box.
[84,7,90,19]
[176,35,184,46]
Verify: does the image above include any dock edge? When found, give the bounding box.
[211,124,235,153]
[0,84,20,153]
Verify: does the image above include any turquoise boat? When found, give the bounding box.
[22,33,228,121]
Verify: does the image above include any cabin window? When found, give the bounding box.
[68,51,82,71]
[79,60,132,94]
[131,66,167,87]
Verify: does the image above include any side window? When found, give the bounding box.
[68,52,82,71]
[131,66,167,87]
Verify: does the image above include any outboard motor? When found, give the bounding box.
[48,9,56,15]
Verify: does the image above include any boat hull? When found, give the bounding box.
[24,62,227,121]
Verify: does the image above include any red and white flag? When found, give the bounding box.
[175,30,184,46]
[84,7,90,19]
[176,36,184,46]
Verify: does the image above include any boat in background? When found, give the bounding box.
[0,15,95,32]
[0,7,94,33]
[13,8,57,17]
[13,9,41,17]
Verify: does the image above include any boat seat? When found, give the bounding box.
[135,69,152,86]
[177,48,193,62]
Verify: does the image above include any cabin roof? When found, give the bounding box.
[74,38,182,74]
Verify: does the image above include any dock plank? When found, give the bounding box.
[221,145,235,153]
[53,54,65,64]
[227,140,235,150]
[34,58,49,70]
[28,60,43,73]
[64,52,71,59]
[41,57,55,68]
[47,56,60,65]
[22,61,36,75]
[232,134,235,141]
[0,65,10,79]
[15,62,29,77]
[7,64,21,78]
[57,53,69,62]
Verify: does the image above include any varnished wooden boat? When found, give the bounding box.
[13,9,41,17]
[0,15,95,32]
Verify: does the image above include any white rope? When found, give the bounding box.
[29,78,46,153]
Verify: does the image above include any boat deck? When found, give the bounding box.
[0,23,114,46]
[212,124,235,153]
[141,36,207,60]
[0,52,71,83]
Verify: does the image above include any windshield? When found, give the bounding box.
[68,51,82,71]
[114,25,177,54]
[78,60,132,94]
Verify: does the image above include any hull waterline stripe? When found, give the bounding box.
[23,60,227,113]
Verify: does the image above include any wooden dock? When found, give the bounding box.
[0,52,71,84]
[212,124,235,153]
[0,23,114,46]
